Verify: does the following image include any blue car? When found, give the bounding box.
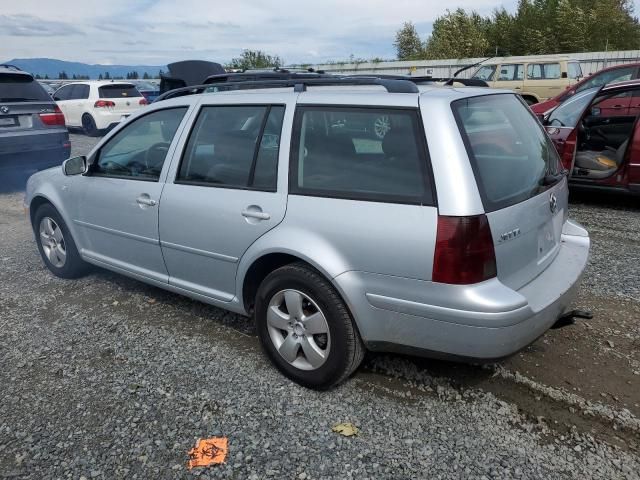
[0,65,70,191]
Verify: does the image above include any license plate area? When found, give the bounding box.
[0,116,18,127]
[537,209,563,263]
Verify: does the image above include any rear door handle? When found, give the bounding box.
[136,195,157,207]
[242,209,270,220]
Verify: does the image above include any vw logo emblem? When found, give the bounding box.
[0,106,9,114]
[549,193,558,214]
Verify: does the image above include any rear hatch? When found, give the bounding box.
[452,93,567,290]
[0,71,67,155]
[98,83,145,116]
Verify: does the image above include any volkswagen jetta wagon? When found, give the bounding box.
[25,78,590,389]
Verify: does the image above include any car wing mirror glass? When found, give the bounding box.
[62,156,87,176]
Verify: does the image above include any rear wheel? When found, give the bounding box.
[255,262,365,390]
[82,114,100,137]
[34,204,89,278]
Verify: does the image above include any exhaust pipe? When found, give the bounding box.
[551,309,593,330]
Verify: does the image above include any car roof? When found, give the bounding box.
[60,80,136,86]
[150,84,508,109]
[0,64,32,77]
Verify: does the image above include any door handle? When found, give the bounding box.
[242,209,270,220]
[136,195,157,207]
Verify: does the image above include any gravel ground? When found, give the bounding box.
[1,133,639,479]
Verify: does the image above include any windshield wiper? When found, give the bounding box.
[541,171,566,186]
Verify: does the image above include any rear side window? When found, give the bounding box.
[99,84,141,98]
[70,84,89,100]
[290,106,433,205]
[0,74,50,102]
[452,94,562,212]
[527,63,561,80]
[177,105,285,191]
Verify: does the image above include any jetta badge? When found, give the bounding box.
[0,106,9,114]
[549,193,558,214]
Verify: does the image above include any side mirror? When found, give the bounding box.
[62,156,87,176]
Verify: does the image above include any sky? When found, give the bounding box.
[0,0,639,66]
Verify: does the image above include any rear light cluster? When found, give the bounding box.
[432,215,497,285]
[39,105,65,126]
[139,98,149,105]
[94,100,115,108]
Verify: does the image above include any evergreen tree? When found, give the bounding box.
[393,22,424,60]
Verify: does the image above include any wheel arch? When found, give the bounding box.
[237,228,354,314]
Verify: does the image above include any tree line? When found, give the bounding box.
[394,0,640,60]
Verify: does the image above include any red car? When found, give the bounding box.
[541,80,640,194]
[531,62,640,115]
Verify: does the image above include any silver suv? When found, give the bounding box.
[25,78,590,389]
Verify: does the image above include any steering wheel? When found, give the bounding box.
[145,142,170,170]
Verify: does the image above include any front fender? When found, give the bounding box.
[26,170,82,245]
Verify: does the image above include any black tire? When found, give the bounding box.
[255,262,365,390]
[82,114,100,137]
[33,203,89,279]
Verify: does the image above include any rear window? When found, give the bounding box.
[0,74,50,102]
[452,94,562,212]
[98,84,142,98]
[290,106,433,205]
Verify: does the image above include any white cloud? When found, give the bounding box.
[0,0,637,65]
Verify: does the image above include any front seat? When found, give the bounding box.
[574,139,628,178]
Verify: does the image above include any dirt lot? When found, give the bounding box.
[0,134,639,479]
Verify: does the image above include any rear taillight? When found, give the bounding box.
[94,100,115,108]
[139,98,148,105]
[432,215,497,285]
[39,105,66,126]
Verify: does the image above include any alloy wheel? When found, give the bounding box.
[39,217,67,268]
[266,289,331,371]
[373,115,391,139]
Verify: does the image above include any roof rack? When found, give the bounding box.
[348,74,489,87]
[0,64,22,71]
[155,77,419,102]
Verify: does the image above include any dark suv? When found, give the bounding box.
[0,65,70,190]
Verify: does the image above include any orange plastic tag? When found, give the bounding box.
[187,437,228,469]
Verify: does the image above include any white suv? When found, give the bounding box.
[53,81,148,136]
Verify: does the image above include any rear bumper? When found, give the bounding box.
[93,110,135,130]
[333,219,590,360]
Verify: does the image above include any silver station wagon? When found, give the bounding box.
[25,78,590,389]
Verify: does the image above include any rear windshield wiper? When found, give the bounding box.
[541,171,566,186]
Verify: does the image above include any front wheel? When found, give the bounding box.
[255,262,365,390]
[34,204,89,279]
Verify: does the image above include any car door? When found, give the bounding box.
[158,95,291,302]
[74,106,191,282]
[66,84,89,126]
[53,85,74,125]
[495,64,524,95]
[526,63,566,101]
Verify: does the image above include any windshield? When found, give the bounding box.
[0,74,51,102]
[547,87,600,127]
[471,65,496,81]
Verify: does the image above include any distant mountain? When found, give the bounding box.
[2,58,166,79]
